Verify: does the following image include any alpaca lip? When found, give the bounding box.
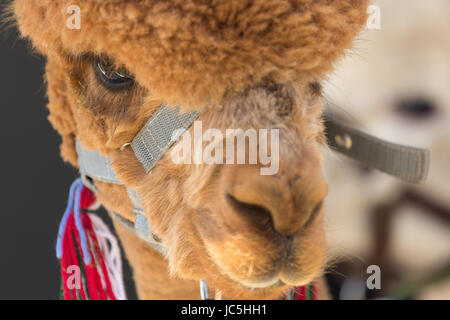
[240,277,285,289]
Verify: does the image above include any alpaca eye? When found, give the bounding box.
[93,57,134,91]
[395,97,437,120]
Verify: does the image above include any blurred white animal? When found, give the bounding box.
[323,0,450,299]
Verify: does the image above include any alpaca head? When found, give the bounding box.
[13,0,368,298]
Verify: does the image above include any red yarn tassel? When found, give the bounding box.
[289,283,316,300]
[58,185,117,300]
[296,286,306,300]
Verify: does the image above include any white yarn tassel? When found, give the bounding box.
[89,213,127,300]
[200,280,209,300]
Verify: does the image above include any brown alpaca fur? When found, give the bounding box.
[12,0,368,299]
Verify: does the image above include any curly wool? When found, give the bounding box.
[14,0,368,109]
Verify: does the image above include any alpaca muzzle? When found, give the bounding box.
[75,103,430,249]
[222,163,327,237]
[74,102,429,299]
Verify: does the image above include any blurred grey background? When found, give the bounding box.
[322,0,450,300]
[0,28,77,299]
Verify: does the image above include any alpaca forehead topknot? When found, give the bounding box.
[14,0,370,108]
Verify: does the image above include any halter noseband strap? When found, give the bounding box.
[75,104,430,253]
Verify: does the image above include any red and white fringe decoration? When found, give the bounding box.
[89,214,127,300]
[57,180,126,300]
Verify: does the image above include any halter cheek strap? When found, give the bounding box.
[77,142,165,254]
[76,104,199,255]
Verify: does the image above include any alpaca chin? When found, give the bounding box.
[239,278,282,289]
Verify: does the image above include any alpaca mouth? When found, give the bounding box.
[237,269,312,290]
[240,278,285,289]
[218,243,321,291]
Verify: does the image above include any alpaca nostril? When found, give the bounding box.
[226,194,325,236]
[221,160,327,237]
[226,194,273,228]
[303,200,324,229]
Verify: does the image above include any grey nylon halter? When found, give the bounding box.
[76,103,429,299]
[77,104,200,254]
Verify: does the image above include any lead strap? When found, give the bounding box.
[324,114,429,184]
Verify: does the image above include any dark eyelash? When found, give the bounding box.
[93,57,134,91]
